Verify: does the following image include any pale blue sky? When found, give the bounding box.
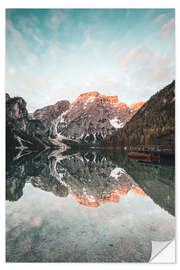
[6,9,175,112]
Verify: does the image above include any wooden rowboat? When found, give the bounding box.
[128,152,152,160]
[128,152,160,163]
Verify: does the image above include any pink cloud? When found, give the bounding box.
[153,67,173,82]
[153,14,166,24]
[118,47,154,67]
[162,18,175,40]
[8,67,16,76]
[116,46,174,85]
[117,47,171,68]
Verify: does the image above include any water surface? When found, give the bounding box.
[6,150,175,262]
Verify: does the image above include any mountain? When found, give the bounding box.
[50,91,144,145]
[31,100,70,131]
[129,101,146,111]
[6,90,145,153]
[6,95,29,132]
[101,81,175,150]
[6,94,58,160]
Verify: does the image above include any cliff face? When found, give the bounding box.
[6,95,29,132]
[6,94,53,160]
[72,91,119,104]
[6,93,72,157]
[32,100,70,131]
[101,81,175,150]
[50,91,144,145]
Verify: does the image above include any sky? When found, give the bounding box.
[6,9,175,112]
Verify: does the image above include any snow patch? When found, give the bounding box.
[110,167,126,179]
[82,188,96,202]
[59,107,71,123]
[86,195,96,202]
[110,117,124,129]
[83,96,95,109]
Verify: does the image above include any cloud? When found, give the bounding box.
[47,44,64,59]
[6,72,52,112]
[85,77,127,93]
[153,14,166,24]
[83,33,93,46]
[8,67,16,76]
[17,15,39,32]
[83,31,102,51]
[117,47,171,69]
[162,18,175,40]
[153,67,173,82]
[6,19,24,44]
[31,33,44,46]
[26,53,39,66]
[6,9,175,113]
[36,75,47,84]
[133,66,174,85]
[47,10,67,29]
[16,15,44,46]
[115,45,175,100]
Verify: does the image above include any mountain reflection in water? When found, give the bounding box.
[6,150,175,262]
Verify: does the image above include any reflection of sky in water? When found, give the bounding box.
[6,183,175,262]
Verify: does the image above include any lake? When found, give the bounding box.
[6,150,175,262]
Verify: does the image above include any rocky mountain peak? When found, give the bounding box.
[50,91,142,145]
[129,101,146,111]
[6,95,28,131]
[32,100,70,131]
[115,102,129,111]
[72,91,119,105]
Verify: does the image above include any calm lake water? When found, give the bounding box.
[6,150,175,262]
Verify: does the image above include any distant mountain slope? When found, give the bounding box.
[50,91,144,145]
[32,100,70,131]
[101,81,175,150]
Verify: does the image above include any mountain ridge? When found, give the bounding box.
[49,91,145,145]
